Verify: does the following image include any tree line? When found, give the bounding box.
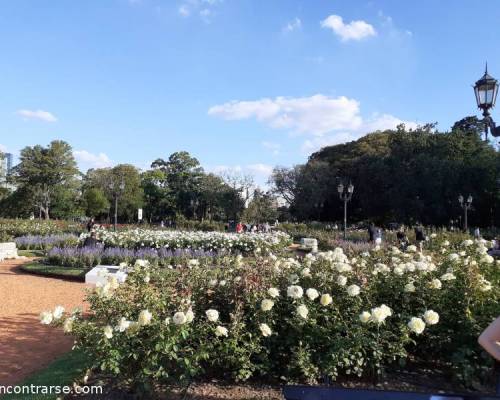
[270,117,500,227]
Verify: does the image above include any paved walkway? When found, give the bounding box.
[0,258,86,386]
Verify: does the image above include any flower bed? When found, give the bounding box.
[47,246,220,269]
[0,219,82,238]
[83,228,292,254]
[15,234,79,250]
[42,235,499,395]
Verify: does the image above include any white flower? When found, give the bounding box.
[219,280,227,286]
[448,253,460,262]
[63,317,75,333]
[359,311,371,323]
[144,274,150,283]
[103,325,113,339]
[296,304,309,319]
[261,299,274,312]
[287,285,304,299]
[164,317,170,325]
[320,294,332,306]
[301,268,311,277]
[138,310,152,326]
[442,240,450,247]
[306,288,319,301]
[370,305,392,324]
[259,323,272,337]
[440,272,456,281]
[462,239,474,247]
[185,309,195,323]
[53,306,65,320]
[430,233,437,238]
[134,259,148,268]
[337,275,347,286]
[347,284,360,297]
[173,311,187,325]
[116,317,131,332]
[215,325,228,337]
[268,287,280,298]
[404,282,416,293]
[407,245,417,253]
[40,311,53,325]
[480,254,494,264]
[423,310,439,325]
[429,279,442,289]
[408,317,426,334]
[206,309,219,322]
[479,279,492,292]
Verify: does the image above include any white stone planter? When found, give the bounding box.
[85,265,128,286]
[0,242,19,260]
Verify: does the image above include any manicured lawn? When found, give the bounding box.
[3,350,90,400]
[18,250,46,257]
[20,262,86,281]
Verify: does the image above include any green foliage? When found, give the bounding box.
[242,189,278,223]
[83,187,110,217]
[0,218,81,237]
[45,234,499,394]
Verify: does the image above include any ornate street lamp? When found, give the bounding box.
[473,64,500,141]
[458,194,473,232]
[338,182,354,240]
[109,179,126,231]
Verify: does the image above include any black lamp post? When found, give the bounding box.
[109,179,125,231]
[337,182,354,240]
[473,64,500,141]
[458,194,473,232]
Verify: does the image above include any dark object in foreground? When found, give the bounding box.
[283,385,500,400]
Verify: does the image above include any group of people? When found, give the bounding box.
[367,223,427,250]
[235,222,272,233]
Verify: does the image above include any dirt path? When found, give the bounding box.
[0,258,86,386]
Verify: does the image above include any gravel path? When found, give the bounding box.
[0,258,86,386]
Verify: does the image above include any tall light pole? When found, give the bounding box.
[458,194,473,232]
[338,182,354,240]
[109,179,125,231]
[473,64,500,141]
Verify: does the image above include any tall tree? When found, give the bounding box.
[12,140,80,219]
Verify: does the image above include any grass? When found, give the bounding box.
[20,262,86,281]
[2,350,90,400]
[18,249,46,257]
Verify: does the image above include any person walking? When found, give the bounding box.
[414,223,426,251]
[367,222,376,243]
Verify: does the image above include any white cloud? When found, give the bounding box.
[262,141,281,155]
[321,14,376,41]
[209,94,362,136]
[178,0,221,22]
[0,144,7,153]
[74,150,113,171]
[283,17,302,33]
[16,109,57,123]
[207,163,274,188]
[178,5,190,16]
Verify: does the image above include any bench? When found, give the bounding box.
[85,265,128,286]
[283,385,500,400]
[0,242,18,260]
[299,238,318,253]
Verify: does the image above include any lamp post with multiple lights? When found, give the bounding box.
[109,179,126,231]
[337,182,354,240]
[458,194,473,232]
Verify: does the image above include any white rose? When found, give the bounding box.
[359,311,371,323]
[173,311,187,325]
[296,304,309,319]
[337,275,347,286]
[117,317,131,332]
[40,311,53,325]
[320,294,332,306]
[423,310,439,325]
[185,309,195,323]
[138,310,152,326]
[404,282,416,293]
[53,306,65,320]
[306,288,319,301]
[103,325,113,339]
[215,325,228,337]
[429,279,442,289]
[347,284,361,297]
[63,317,75,333]
[261,299,274,312]
[287,285,304,299]
[408,317,426,334]
[205,309,219,322]
[268,287,280,298]
[440,272,456,281]
[259,323,272,337]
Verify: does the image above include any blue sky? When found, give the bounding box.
[1,0,499,186]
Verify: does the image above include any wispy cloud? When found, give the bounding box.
[16,109,57,123]
[321,14,376,41]
[178,0,222,22]
[74,150,113,171]
[262,141,281,155]
[283,17,302,33]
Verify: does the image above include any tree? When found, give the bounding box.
[83,188,110,217]
[242,189,278,223]
[269,165,302,206]
[12,140,80,219]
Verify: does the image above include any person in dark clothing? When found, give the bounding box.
[368,223,376,243]
[397,226,408,250]
[83,231,99,247]
[414,223,426,251]
[86,218,95,233]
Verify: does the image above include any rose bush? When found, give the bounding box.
[43,235,499,394]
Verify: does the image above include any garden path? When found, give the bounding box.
[0,258,86,386]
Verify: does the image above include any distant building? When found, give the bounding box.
[5,153,13,174]
[0,153,15,190]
